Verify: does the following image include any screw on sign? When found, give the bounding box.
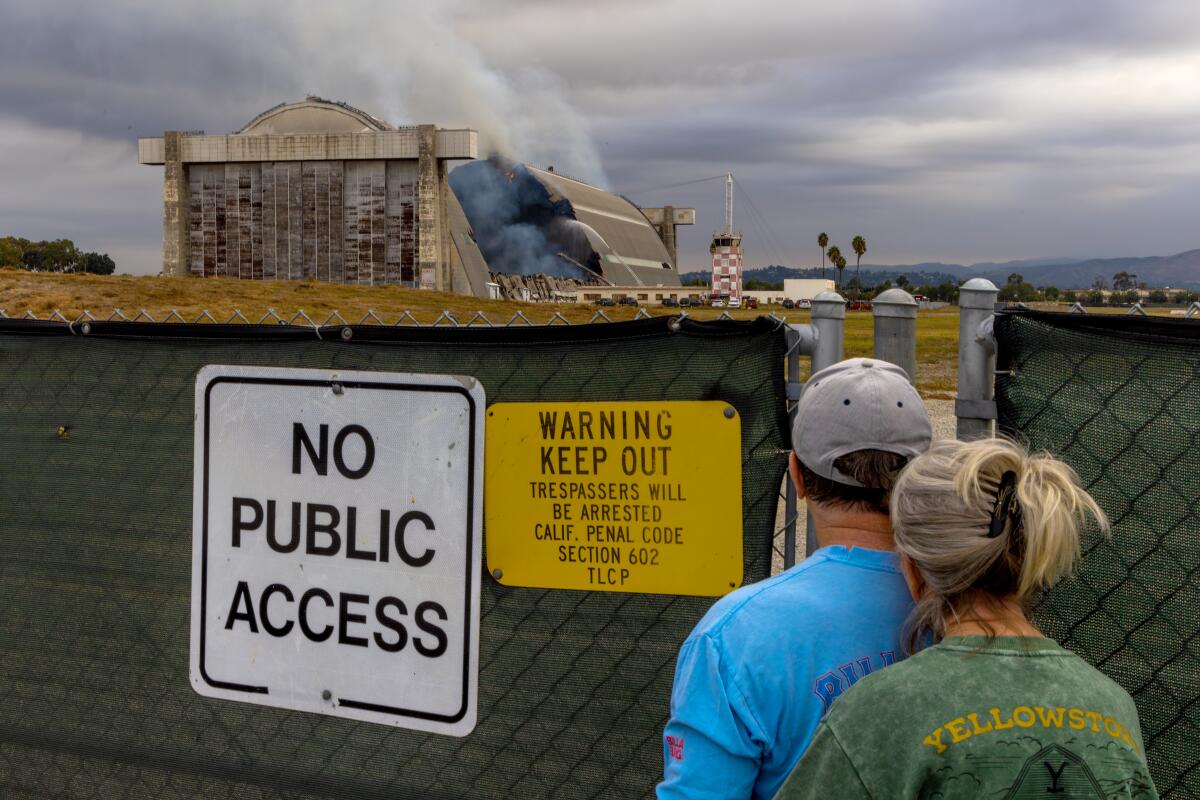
[190,365,483,737]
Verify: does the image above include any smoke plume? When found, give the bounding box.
[449,157,602,280]
[281,1,610,186]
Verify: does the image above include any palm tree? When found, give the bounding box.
[826,245,842,289]
[818,232,829,278]
[835,254,848,291]
[851,236,867,290]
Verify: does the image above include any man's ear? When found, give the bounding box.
[788,452,808,500]
[900,553,925,602]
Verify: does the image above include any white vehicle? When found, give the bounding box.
[728,298,742,309]
[797,299,812,309]
[710,297,725,308]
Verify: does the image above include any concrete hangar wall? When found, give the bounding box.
[139,98,493,296]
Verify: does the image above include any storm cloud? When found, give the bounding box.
[1,0,1198,274]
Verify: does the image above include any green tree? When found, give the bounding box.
[1112,271,1137,291]
[834,254,848,291]
[22,238,82,272]
[83,252,116,275]
[825,244,842,284]
[896,274,910,289]
[851,235,867,288]
[0,236,27,268]
[1172,290,1197,304]
[1062,290,1077,303]
[1092,275,1107,291]
[818,232,829,279]
[20,244,42,271]
[0,236,112,274]
[1086,289,1105,305]
[999,276,1040,303]
[1147,289,1168,304]
[1042,286,1061,301]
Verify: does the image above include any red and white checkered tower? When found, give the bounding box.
[709,172,743,302]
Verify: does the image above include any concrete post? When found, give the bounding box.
[872,288,918,382]
[641,207,694,269]
[416,125,441,291]
[660,205,678,266]
[439,160,454,292]
[805,291,845,556]
[956,278,1000,440]
[161,131,189,277]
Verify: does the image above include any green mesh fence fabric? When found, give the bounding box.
[995,311,1200,800]
[0,316,790,800]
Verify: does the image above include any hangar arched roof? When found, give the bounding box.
[525,166,679,287]
[238,97,394,135]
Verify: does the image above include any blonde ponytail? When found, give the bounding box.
[1011,451,1107,595]
[891,437,1108,650]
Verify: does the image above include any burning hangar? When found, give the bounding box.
[139,99,692,300]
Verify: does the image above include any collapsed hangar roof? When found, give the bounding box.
[523,166,681,287]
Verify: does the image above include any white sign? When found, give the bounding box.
[190,365,483,737]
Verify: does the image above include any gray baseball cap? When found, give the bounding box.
[793,358,932,487]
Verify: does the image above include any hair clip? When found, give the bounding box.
[987,470,1021,538]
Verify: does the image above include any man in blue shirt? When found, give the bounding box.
[658,359,933,800]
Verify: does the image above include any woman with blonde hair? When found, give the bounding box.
[775,438,1158,799]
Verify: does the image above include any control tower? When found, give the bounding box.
[709,173,743,302]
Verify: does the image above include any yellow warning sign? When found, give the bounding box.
[484,401,743,596]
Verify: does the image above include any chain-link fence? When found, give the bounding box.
[994,310,1200,799]
[0,315,790,799]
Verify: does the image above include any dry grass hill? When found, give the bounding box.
[0,269,962,397]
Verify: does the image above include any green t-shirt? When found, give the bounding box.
[775,636,1157,799]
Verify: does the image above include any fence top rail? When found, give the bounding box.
[0,307,797,331]
[996,307,1200,343]
[0,312,789,344]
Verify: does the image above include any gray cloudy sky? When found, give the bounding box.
[2,0,1198,274]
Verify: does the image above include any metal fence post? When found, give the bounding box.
[804,292,846,556]
[781,323,817,569]
[810,291,846,373]
[871,288,918,382]
[956,278,999,440]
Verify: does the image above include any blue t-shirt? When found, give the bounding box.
[657,545,913,800]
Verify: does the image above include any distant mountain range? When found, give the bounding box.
[681,250,1200,289]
